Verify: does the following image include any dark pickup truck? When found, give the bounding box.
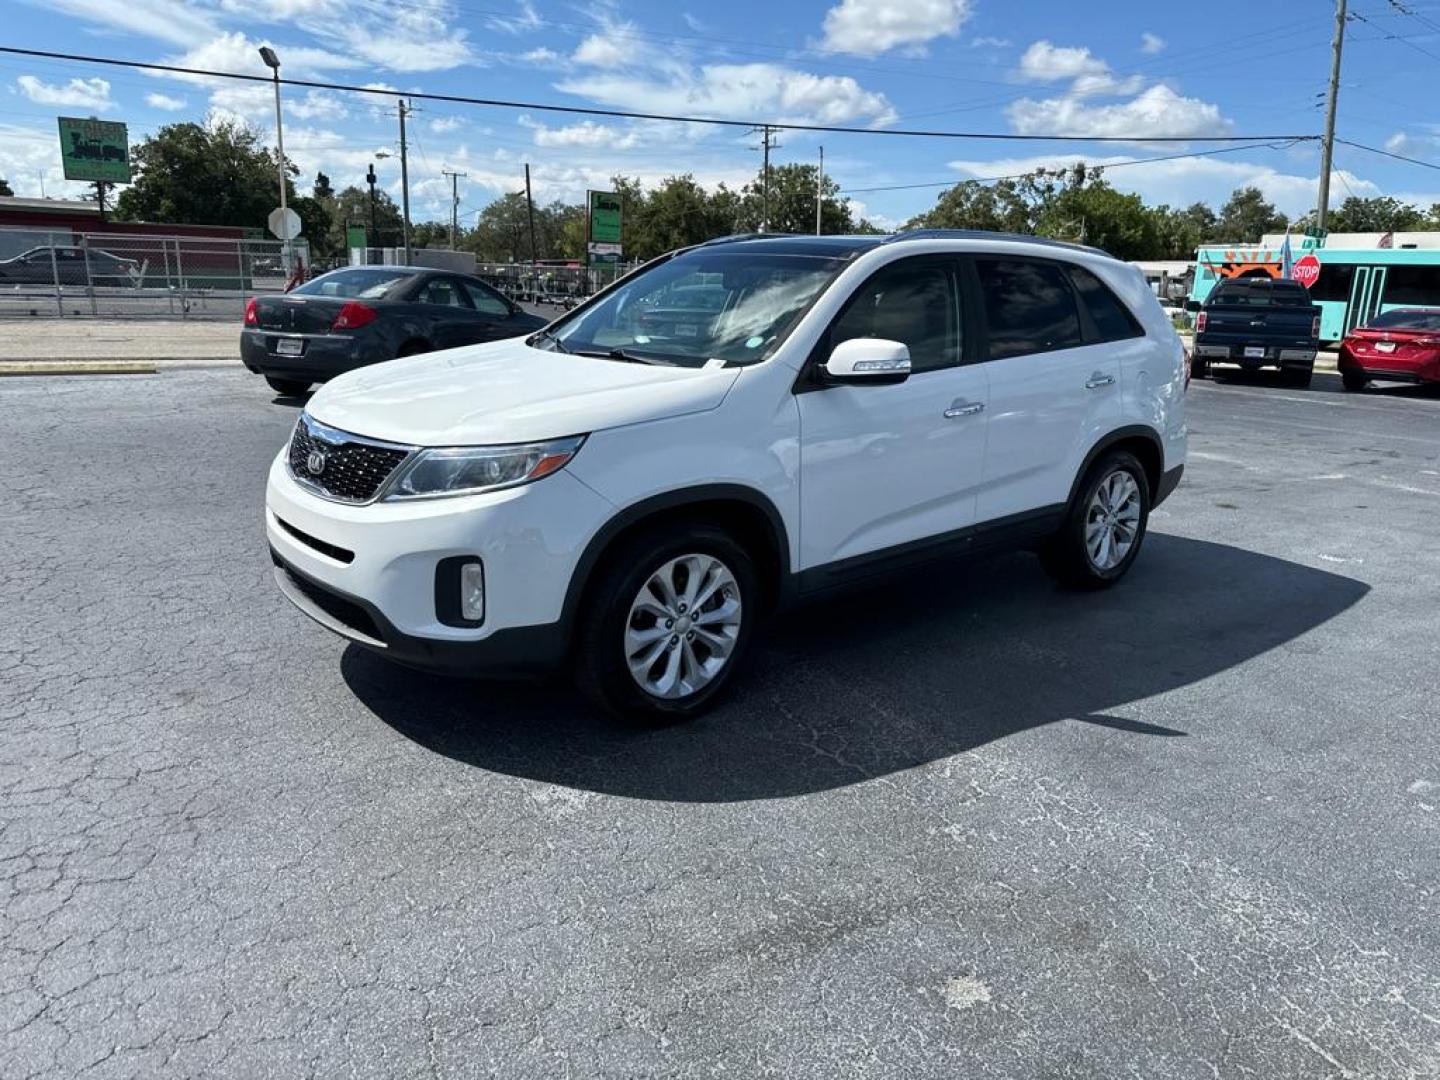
[1191,278,1321,387]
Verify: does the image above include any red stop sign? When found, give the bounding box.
[1291,253,1321,289]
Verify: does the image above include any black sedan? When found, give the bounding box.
[0,245,139,287]
[240,266,548,396]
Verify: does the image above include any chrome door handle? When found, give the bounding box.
[1085,372,1116,389]
[944,401,985,419]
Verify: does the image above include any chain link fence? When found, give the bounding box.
[0,227,310,320]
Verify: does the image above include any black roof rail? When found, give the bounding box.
[694,232,771,248]
[881,228,1112,258]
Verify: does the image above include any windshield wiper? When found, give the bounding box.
[574,347,679,366]
[532,328,571,353]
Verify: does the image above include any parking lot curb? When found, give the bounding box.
[0,360,160,376]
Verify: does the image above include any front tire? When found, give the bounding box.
[1041,450,1151,590]
[265,376,310,396]
[574,525,759,724]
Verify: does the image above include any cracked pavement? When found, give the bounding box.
[1,367,1437,1078]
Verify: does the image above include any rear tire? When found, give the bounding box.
[265,376,310,396]
[1342,371,1368,392]
[1284,367,1313,389]
[1189,354,1207,379]
[396,340,430,358]
[574,524,759,724]
[1041,450,1151,590]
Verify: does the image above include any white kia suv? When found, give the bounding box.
[266,231,1187,721]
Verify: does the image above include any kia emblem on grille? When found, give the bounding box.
[306,450,327,475]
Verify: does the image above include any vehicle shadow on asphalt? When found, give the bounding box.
[1208,369,1440,398]
[342,534,1369,802]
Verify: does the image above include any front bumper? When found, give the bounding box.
[241,329,389,382]
[264,452,615,674]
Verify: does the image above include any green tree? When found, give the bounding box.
[0,177,13,197]
[411,221,450,248]
[905,179,1031,232]
[1035,180,1160,261]
[314,171,335,201]
[736,163,856,236]
[1326,195,1424,233]
[464,193,535,262]
[1216,186,1286,242]
[328,184,403,251]
[115,118,293,228]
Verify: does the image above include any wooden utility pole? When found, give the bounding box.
[442,169,466,249]
[1316,0,1347,232]
[398,100,412,264]
[750,125,780,232]
[815,146,823,236]
[524,163,539,289]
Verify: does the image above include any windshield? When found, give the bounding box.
[292,268,414,300]
[539,252,845,366]
[1366,308,1440,331]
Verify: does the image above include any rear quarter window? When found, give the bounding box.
[975,258,1083,360]
[1067,265,1144,343]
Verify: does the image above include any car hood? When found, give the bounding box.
[306,338,742,447]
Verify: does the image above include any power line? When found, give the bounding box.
[840,141,1310,195]
[0,45,1315,144]
[1335,136,1440,169]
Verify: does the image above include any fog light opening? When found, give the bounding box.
[435,556,484,627]
[460,561,485,623]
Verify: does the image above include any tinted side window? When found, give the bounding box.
[461,280,511,316]
[976,259,1083,360]
[1067,265,1142,343]
[1310,263,1353,302]
[1383,264,1440,306]
[829,259,960,373]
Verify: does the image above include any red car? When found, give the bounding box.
[1338,308,1440,391]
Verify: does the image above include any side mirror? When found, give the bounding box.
[821,338,911,385]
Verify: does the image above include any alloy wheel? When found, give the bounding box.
[1085,470,1141,571]
[624,554,743,700]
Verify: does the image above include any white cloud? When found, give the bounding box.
[1007,84,1230,140]
[430,116,464,133]
[325,2,472,71]
[33,0,217,47]
[1013,40,1142,98]
[16,75,114,111]
[485,0,542,34]
[819,0,973,57]
[1386,132,1415,155]
[524,119,641,150]
[520,47,562,65]
[162,32,361,86]
[145,92,188,111]
[559,63,897,127]
[289,90,347,121]
[971,36,1011,48]
[572,18,642,69]
[1016,41,1108,82]
[1140,32,1166,55]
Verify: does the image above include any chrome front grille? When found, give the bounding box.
[287,414,414,503]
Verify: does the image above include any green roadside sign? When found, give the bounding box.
[57,117,130,183]
[346,225,368,250]
[587,190,622,257]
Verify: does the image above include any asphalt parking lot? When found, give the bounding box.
[2,367,1437,1078]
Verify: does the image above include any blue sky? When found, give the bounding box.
[4,0,1440,229]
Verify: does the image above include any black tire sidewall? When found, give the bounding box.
[576,526,759,723]
[1066,451,1152,586]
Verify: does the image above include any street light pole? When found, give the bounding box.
[258,47,289,272]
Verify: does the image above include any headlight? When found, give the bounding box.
[383,435,585,501]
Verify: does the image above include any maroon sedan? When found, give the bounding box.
[1338,308,1440,391]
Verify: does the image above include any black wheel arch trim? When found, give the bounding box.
[559,483,793,635]
[1066,425,1167,509]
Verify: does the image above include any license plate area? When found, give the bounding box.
[1243,346,1266,359]
[1376,341,1396,353]
[275,337,305,357]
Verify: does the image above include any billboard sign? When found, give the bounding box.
[58,117,130,183]
[588,190,622,256]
